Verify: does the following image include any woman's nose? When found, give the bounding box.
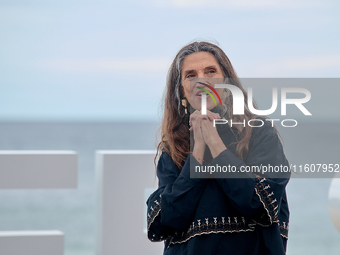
[197,71,206,79]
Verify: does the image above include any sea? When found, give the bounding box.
[0,121,339,255]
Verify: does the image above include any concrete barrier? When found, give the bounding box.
[0,150,78,254]
[0,151,77,189]
[0,230,64,255]
[95,150,163,255]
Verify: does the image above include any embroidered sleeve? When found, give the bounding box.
[253,176,280,225]
[147,193,162,231]
[146,152,208,242]
[212,121,290,226]
[146,191,170,242]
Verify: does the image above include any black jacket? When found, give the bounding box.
[147,120,290,255]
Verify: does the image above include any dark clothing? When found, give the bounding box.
[147,121,290,255]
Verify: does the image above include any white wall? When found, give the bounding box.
[0,151,77,189]
[0,230,64,255]
[0,150,78,255]
[95,151,163,255]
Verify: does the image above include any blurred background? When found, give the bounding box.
[0,0,340,254]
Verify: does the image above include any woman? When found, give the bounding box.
[146,41,290,255]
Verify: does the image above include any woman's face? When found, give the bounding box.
[181,51,225,111]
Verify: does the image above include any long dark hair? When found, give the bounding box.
[156,41,258,170]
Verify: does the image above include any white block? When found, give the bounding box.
[0,230,64,255]
[0,151,77,189]
[96,150,163,255]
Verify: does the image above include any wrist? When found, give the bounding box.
[206,136,223,148]
[207,137,227,158]
[192,144,206,165]
[194,141,206,148]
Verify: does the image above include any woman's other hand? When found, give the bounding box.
[189,110,219,144]
[189,110,223,162]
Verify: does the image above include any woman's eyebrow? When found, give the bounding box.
[183,65,218,76]
[204,65,218,70]
[183,69,195,76]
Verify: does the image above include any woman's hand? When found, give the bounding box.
[189,110,222,162]
[189,110,220,145]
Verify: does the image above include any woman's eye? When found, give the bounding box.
[187,74,195,78]
[208,69,216,73]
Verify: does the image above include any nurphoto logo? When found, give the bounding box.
[199,83,312,128]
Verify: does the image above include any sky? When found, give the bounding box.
[1,0,340,121]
